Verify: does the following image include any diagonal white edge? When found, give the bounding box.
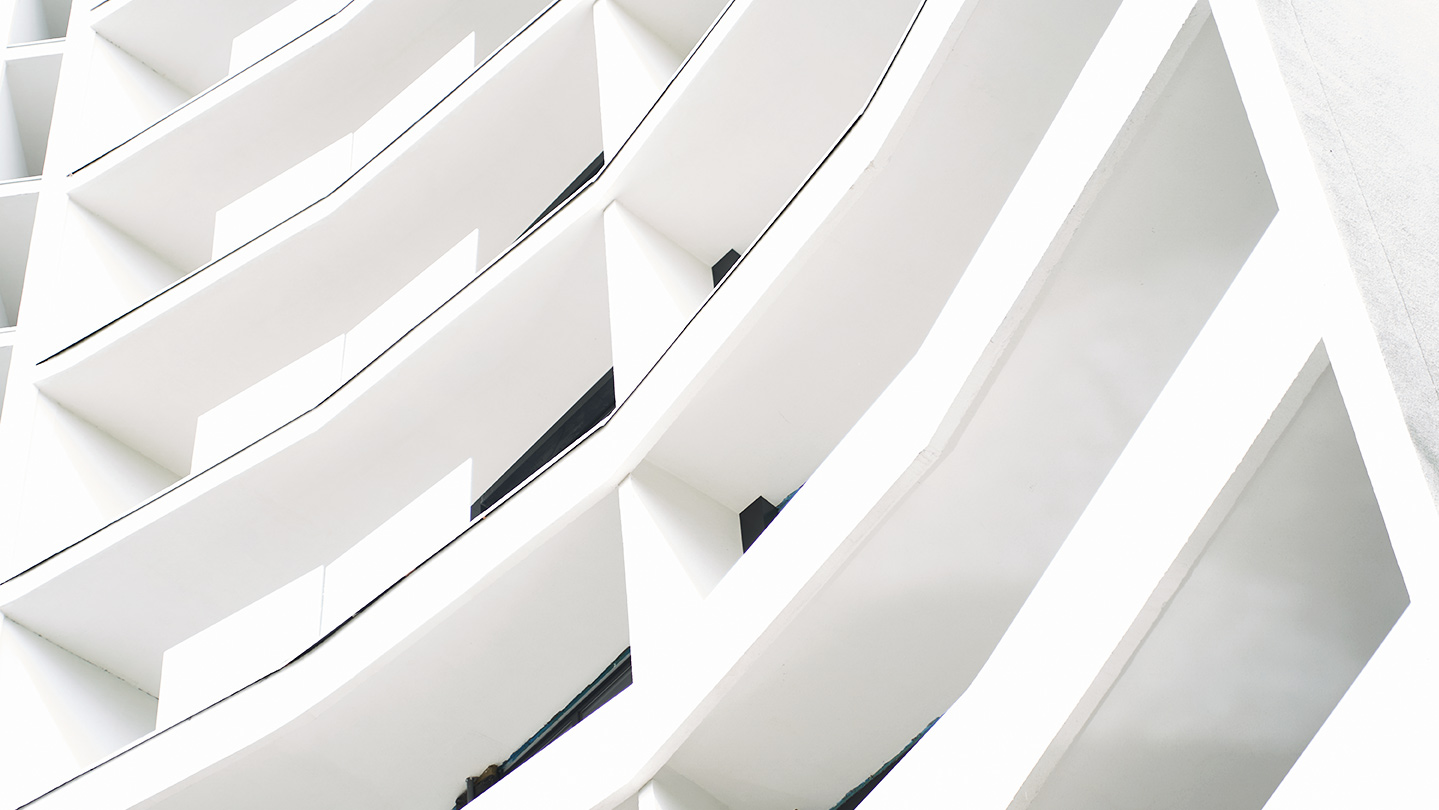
[602,201,713,403]
[2,0,987,805]
[860,209,1323,810]
[466,0,1251,807]
[1258,600,1439,808]
[0,193,571,605]
[74,0,369,179]
[1,0,897,623]
[0,0,719,610]
[1205,0,1439,805]
[1209,0,1439,597]
[861,0,1439,804]
[593,0,683,160]
[45,0,590,377]
[33,0,755,483]
[14,0,1415,805]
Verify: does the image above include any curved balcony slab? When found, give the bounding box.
[7,206,613,694]
[441,7,1295,810]
[3,0,936,727]
[15,482,633,810]
[643,0,1125,512]
[667,18,1279,805]
[0,180,40,327]
[38,0,913,508]
[8,0,71,45]
[90,0,299,96]
[2,0,1144,798]
[78,0,560,273]
[8,0,1129,728]
[45,0,604,476]
[9,4,1345,808]
[1013,365,1406,810]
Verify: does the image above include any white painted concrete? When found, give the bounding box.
[0,0,1434,809]
[228,0,339,77]
[352,32,475,166]
[0,51,61,179]
[211,134,353,260]
[191,335,344,472]
[0,615,155,810]
[862,229,1322,810]
[320,459,472,633]
[640,768,729,810]
[594,0,681,159]
[79,36,187,164]
[0,341,12,418]
[10,394,177,573]
[49,0,603,473]
[618,461,739,681]
[0,70,29,180]
[48,202,183,345]
[1017,365,1404,810]
[155,566,323,730]
[604,202,713,401]
[0,188,39,326]
[91,0,294,95]
[1260,601,1438,810]
[341,228,478,378]
[7,0,69,45]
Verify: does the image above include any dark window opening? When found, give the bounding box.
[453,649,633,809]
[524,153,605,235]
[711,249,740,286]
[739,485,802,552]
[739,497,777,552]
[471,369,616,519]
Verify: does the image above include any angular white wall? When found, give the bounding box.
[0,616,155,809]
[594,0,681,158]
[604,202,713,402]
[618,461,739,680]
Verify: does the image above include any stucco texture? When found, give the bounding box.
[1257,0,1439,504]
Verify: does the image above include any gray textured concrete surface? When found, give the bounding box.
[1256,0,1439,506]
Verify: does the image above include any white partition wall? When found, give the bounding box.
[603,202,714,402]
[0,187,38,326]
[593,0,682,159]
[0,0,1436,809]
[0,49,60,180]
[155,567,324,730]
[0,616,155,810]
[617,461,740,680]
[7,0,69,45]
[228,0,338,77]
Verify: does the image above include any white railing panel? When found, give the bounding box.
[155,566,323,729]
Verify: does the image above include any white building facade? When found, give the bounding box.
[0,0,1435,808]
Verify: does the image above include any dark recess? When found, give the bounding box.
[471,369,616,519]
[711,248,740,286]
[454,649,633,809]
[524,152,605,235]
[739,496,778,552]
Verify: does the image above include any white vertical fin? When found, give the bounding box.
[593,0,681,158]
[82,37,190,159]
[603,201,712,402]
[617,462,740,682]
[0,615,157,809]
[13,394,179,570]
[639,768,731,810]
